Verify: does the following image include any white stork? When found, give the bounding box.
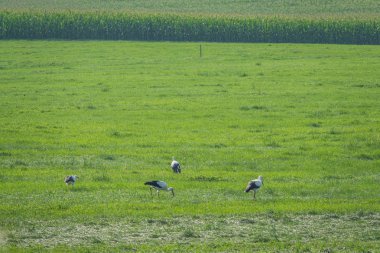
[144,181,174,197]
[245,176,263,199]
[64,175,78,186]
[171,157,181,173]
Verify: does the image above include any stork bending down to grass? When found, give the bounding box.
[171,157,181,173]
[144,181,175,197]
[245,176,263,199]
[65,175,78,187]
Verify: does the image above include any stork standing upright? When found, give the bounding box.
[65,175,78,186]
[245,176,264,199]
[171,157,181,173]
[144,181,175,197]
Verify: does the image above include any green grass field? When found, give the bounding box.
[1,0,380,18]
[0,41,379,251]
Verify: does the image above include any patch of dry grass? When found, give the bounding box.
[5,213,379,249]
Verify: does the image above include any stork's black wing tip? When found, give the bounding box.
[145,181,159,186]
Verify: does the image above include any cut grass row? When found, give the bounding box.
[4,214,379,251]
[0,11,379,44]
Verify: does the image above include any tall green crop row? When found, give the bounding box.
[0,10,379,44]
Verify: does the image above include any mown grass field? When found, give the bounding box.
[0,41,379,251]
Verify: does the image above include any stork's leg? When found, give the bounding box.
[253,191,256,200]
[157,190,160,197]
[150,187,153,196]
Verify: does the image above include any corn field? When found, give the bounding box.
[0,11,379,44]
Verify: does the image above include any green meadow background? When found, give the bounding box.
[1,0,380,17]
[1,41,379,252]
